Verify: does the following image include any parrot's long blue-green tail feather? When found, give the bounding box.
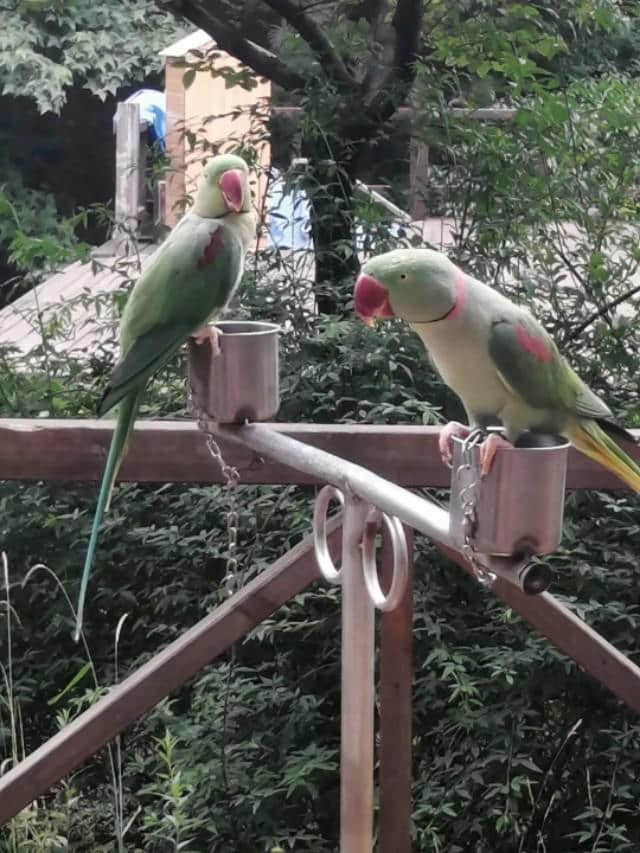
[565,420,640,493]
[74,391,141,642]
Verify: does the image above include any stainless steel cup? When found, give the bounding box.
[449,429,569,558]
[188,320,280,424]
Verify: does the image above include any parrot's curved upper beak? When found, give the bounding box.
[220,169,245,213]
[354,273,395,327]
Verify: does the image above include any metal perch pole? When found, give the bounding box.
[214,421,549,592]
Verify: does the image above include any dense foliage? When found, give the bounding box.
[0,0,184,305]
[1,0,183,114]
[2,1,640,851]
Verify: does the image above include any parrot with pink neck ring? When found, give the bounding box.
[75,153,255,641]
[354,248,640,490]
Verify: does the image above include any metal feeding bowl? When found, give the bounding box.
[188,320,280,424]
[449,428,569,592]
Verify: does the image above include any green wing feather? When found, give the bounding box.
[488,312,613,421]
[102,216,243,413]
[98,324,192,414]
[76,214,244,640]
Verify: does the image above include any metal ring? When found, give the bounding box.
[362,508,408,611]
[313,485,344,584]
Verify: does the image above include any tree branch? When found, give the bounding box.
[261,0,356,87]
[568,283,640,342]
[358,0,394,93]
[345,0,388,24]
[363,0,424,122]
[392,0,423,83]
[168,0,305,90]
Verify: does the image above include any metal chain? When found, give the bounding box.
[457,432,496,588]
[190,389,242,596]
[202,426,241,596]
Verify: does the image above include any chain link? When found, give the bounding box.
[202,426,240,596]
[457,431,496,588]
[189,383,242,596]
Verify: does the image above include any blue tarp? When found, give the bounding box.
[114,89,166,150]
[265,171,313,250]
[265,171,406,251]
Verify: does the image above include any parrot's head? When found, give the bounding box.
[354,248,460,326]
[194,154,253,217]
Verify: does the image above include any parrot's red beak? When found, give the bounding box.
[220,169,245,213]
[354,273,395,327]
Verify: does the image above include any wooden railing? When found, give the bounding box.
[1,419,640,850]
[1,420,635,490]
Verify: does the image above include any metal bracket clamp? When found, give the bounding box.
[313,484,409,610]
[456,429,497,588]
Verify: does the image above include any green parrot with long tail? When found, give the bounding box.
[75,153,255,640]
[354,247,640,491]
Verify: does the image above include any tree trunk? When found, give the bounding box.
[301,138,359,316]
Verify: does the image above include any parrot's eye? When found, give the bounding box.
[399,273,407,281]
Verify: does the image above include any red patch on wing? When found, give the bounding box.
[515,323,554,362]
[449,267,467,319]
[198,228,225,269]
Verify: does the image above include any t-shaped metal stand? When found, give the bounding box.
[189,320,570,853]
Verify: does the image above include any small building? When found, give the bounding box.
[159,30,272,228]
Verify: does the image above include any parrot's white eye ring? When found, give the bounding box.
[400,273,407,280]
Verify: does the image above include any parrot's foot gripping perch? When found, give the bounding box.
[191,324,221,356]
[439,421,472,467]
[477,431,513,477]
[439,422,512,476]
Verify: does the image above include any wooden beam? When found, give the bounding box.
[0,516,342,826]
[270,106,517,122]
[1,419,639,490]
[437,543,640,715]
[379,527,414,853]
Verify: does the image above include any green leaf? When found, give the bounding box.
[47,662,92,706]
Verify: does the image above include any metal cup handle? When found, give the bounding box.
[313,485,344,583]
[362,508,408,611]
[313,485,409,610]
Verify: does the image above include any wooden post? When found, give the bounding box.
[379,526,414,853]
[154,179,167,227]
[340,496,375,853]
[410,141,429,220]
[114,101,141,244]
